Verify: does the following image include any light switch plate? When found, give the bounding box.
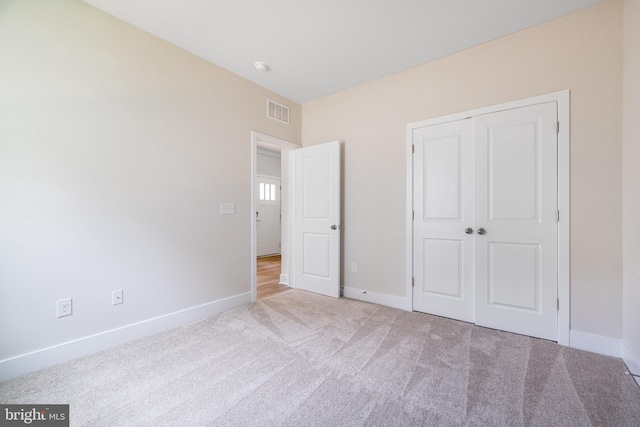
[112,289,123,305]
[220,203,235,215]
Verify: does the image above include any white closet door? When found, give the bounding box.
[413,119,475,322]
[412,102,559,341]
[474,102,558,341]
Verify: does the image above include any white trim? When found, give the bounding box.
[408,91,570,129]
[251,131,301,302]
[557,91,571,346]
[0,292,251,382]
[405,123,414,312]
[569,330,622,358]
[256,146,282,158]
[406,90,570,345]
[279,274,289,285]
[622,341,640,376]
[256,173,281,180]
[252,131,300,151]
[343,286,409,311]
[286,151,297,289]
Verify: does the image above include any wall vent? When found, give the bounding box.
[267,99,289,124]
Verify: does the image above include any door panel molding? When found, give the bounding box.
[406,90,570,345]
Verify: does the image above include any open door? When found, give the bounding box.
[294,141,341,298]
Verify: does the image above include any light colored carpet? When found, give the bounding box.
[1,290,639,426]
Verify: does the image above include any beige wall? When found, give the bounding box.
[302,0,624,338]
[1,0,632,367]
[0,0,300,360]
[623,0,640,361]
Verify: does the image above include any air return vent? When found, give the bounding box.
[267,99,289,124]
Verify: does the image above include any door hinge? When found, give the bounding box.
[412,277,415,288]
[556,121,560,134]
[412,144,415,154]
[557,298,560,311]
[557,209,560,222]
[412,211,415,220]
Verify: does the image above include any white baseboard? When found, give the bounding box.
[279,274,289,285]
[343,286,409,311]
[569,330,622,357]
[0,292,252,382]
[622,341,640,376]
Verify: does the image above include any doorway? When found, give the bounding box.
[406,91,570,345]
[255,147,288,300]
[251,132,343,302]
[251,133,299,302]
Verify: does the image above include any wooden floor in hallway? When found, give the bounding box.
[257,255,290,300]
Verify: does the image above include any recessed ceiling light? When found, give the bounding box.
[254,61,270,72]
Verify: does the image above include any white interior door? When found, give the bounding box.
[474,102,558,341]
[413,102,559,341]
[413,119,475,322]
[294,141,341,298]
[256,176,281,257]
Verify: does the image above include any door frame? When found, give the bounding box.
[405,90,570,346]
[251,131,301,302]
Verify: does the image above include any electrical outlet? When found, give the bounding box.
[56,298,72,318]
[112,289,123,305]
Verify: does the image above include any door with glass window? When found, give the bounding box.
[256,176,281,256]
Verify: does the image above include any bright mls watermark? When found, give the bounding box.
[1,405,69,426]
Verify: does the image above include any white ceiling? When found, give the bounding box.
[83,0,604,104]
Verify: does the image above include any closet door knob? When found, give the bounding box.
[477,228,486,235]
[465,228,473,234]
